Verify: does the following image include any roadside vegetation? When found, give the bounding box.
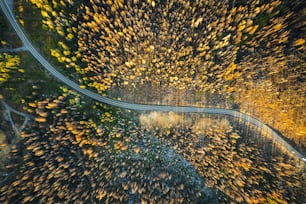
[16,0,305,149]
[140,112,305,203]
[0,93,304,202]
[0,0,305,203]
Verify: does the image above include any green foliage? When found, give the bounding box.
[3,52,59,104]
[254,12,271,29]
[0,53,21,84]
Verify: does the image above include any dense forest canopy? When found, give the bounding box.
[0,0,305,203]
[25,0,306,147]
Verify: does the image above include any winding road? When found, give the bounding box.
[1,0,305,163]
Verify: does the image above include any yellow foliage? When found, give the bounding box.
[50,49,61,58]
[238,24,246,32]
[58,41,69,50]
[272,23,282,32]
[66,33,74,40]
[224,62,237,81]
[57,29,65,36]
[35,117,46,123]
[28,102,37,108]
[133,147,141,153]
[292,38,305,46]
[18,69,25,73]
[0,53,20,84]
[0,40,7,46]
[41,10,49,18]
[18,19,24,27]
[246,25,258,35]
[18,6,24,13]
[114,141,123,149]
[63,50,71,56]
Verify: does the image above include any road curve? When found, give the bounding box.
[1,0,305,163]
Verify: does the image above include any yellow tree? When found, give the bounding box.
[0,52,22,84]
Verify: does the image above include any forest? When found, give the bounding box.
[0,0,305,203]
[24,0,305,147]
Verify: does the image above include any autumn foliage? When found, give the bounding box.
[24,0,306,147]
